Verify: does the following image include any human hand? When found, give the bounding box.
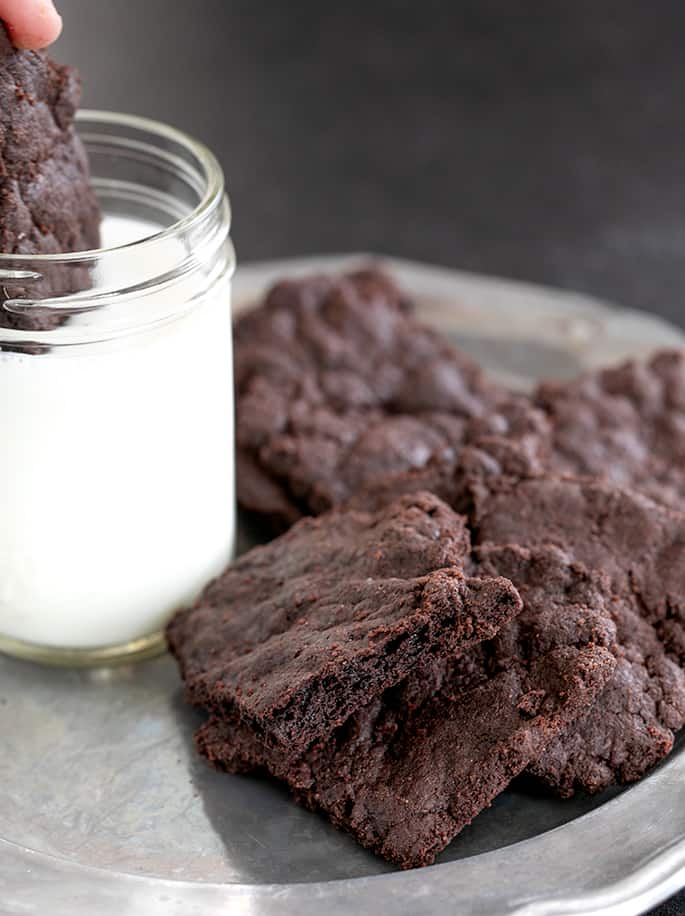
[0,0,62,50]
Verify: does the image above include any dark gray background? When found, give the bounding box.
[55,0,685,330]
[54,2,685,912]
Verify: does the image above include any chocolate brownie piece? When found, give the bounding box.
[535,349,685,511]
[167,491,522,754]
[344,415,546,517]
[527,605,685,797]
[462,446,685,793]
[345,439,685,795]
[234,267,505,528]
[468,464,685,663]
[196,544,615,868]
[351,346,685,518]
[478,542,685,797]
[0,23,101,330]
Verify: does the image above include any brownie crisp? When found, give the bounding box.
[345,437,685,796]
[167,491,522,756]
[233,267,505,528]
[0,22,101,330]
[535,348,685,511]
[196,544,615,869]
[464,442,685,795]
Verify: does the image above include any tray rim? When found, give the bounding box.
[2,253,685,916]
[2,747,684,916]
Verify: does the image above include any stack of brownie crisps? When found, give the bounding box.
[168,271,685,868]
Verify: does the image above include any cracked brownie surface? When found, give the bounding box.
[167,491,522,755]
[535,349,685,511]
[343,347,685,521]
[527,603,685,797]
[0,23,100,330]
[233,267,505,528]
[464,445,685,794]
[345,439,685,796]
[196,544,615,868]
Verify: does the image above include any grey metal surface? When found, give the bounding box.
[1,256,684,915]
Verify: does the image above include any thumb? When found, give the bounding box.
[0,0,62,50]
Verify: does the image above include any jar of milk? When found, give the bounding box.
[0,112,236,665]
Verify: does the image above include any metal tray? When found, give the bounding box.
[2,255,685,916]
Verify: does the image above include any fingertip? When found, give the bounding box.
[4,0,63,50]
[47,9,63,46]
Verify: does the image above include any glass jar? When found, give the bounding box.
[0,111,236,666]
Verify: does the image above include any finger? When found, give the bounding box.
[0,0,62,50]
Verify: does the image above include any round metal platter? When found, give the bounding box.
[1,255,684,916]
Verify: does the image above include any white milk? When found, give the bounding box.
[0,214,235,649]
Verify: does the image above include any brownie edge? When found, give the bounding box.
[167,491,523,755]
[196,544,615,868]
[0,24,101,329]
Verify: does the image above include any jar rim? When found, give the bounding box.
[0,109,228,264]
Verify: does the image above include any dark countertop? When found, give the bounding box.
[54,2,685,912]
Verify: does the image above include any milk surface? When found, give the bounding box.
[0,214,235,648]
